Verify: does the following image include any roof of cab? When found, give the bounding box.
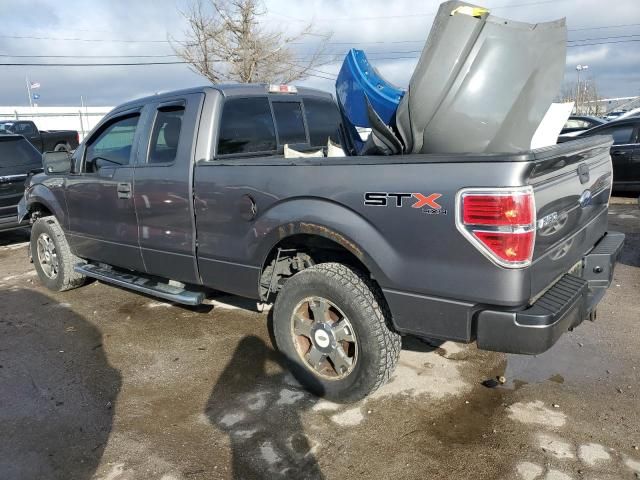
[113,83,334,113]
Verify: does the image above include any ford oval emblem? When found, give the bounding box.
[579,190,592,208]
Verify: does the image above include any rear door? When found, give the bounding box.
[132,93,203,284]
[65,110,145,271]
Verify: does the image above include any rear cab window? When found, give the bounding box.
[217,97,277,155]
[304,97,342,147]
[272,101,307,145]
[216,93,342,158]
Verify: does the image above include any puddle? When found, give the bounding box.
[498,338,609,390]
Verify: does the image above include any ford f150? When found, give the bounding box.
[18,84,624,401]
[0,120,79,153]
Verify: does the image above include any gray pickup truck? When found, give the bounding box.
[18,84,624,401]
[0,120,79,153]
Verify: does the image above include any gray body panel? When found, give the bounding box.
[19,85,615,345]
[396,1,566,154]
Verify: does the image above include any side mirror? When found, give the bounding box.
[42,150,72,175]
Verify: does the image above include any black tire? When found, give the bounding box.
[273,262,401,402]
[31,216,86,292]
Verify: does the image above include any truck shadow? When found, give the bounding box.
[0,288,121,480]
[204,333,325,479]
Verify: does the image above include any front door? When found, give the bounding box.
[132,94,203,284]
[65,110,145,271]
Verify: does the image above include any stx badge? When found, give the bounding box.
[364,192,446,214]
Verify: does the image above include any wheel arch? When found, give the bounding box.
[257,225,390,303]
[19,183,65,226]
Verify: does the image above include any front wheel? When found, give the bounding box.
[273,263,401,402]
[31,216,86,292]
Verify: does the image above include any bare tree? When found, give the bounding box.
[173,0,334,84]
[556,77,603,115]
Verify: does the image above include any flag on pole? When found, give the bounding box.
[30,82,41,89]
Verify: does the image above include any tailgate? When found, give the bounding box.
[528,135,613,299]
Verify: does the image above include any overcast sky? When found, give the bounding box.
[0,0,639,107]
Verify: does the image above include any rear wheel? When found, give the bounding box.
[273,263,401,402]
[31,216,86,292]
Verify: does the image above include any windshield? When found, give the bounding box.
[0,122,16,134]
[0,136,42,167]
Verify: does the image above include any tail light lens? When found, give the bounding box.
[456,187,536,268]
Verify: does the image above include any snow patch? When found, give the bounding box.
[538,433,574,459]
[371,348,468,400]
[507,400,566,427]
[544,470,572,480]
[331,407,364,426]
[220,411,246,427]
[312,400,341,412]
[625,457,640,473]
[245,391,270,411]
[146,301,173,308]
[516,461,544,480]
[232,428,258,440]
[260,441,281,466]
[276,388,305,406]
[578,443,610,466]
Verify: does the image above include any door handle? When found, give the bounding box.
[611,150,630,156]
[117,182,132,199]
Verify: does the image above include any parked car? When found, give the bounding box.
[617,106,640,120]
[18,84,624,401]
[0,120,79,153]
[561,118,640,192]
[605,111,626,121]
[560,115,606,135]
[0,135,43,232]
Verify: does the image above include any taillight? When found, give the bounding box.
[456,187,536,268]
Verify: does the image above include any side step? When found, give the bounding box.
[74,263,205,306]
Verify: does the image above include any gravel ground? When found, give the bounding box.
[0,203,638,480]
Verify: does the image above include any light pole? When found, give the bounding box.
[576,64,589,114]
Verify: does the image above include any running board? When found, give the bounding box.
[74,264,205,306]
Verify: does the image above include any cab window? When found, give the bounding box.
[304,98,342,147]
[272,101,307,145]
[15,122,35,134]
[148,105,185,164]
[84,114,140,171]
[217,97,276,155]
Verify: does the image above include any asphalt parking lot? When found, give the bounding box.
[0,203,638,480]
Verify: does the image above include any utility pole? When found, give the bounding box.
[25,76,33,108]
[576,64,588,114]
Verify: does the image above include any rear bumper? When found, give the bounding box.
[476,231,625,354]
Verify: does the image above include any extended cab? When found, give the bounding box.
[19,85,624,401]
[0,120,79,153]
